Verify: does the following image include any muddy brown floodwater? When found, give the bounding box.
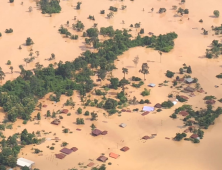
[1,0,222,170]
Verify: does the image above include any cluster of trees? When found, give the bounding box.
[0,129,42,169]
[161,100,174,108]
[76,118,84,124]
[177,8,189,15]
[39,0,61,14]
[173,104,222,130]
[206,40,222,58]
[0,27,177,122]
[141,88,150,96]
[5,28,13,33]
[179,64,192,74]
[132,81,144,88]
[159,8,166,13]
[174,133,186,141]
[88,15,95,20]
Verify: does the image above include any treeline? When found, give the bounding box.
[0,26,177,122]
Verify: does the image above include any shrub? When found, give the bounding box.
[9,0,14,3]
[141,88,150,96]
[0,33,2,37]
[100,10,105,14]
[7,60,11,65]
[132,76,141,81]
[132,81,144,88]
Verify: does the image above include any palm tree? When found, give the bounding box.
[141,69,149,80]
[35,51,39,57]
[141,63,149,80]
[158,51,162,63]
[122,67,128,78]
[0,67,5,83]
[24,58,29,66]
[9,66,13,73]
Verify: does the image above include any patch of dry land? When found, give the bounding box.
[1,0,222,170]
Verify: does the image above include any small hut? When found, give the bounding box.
[120,146,129,152]
[178,111,189,116]
[51,119,61,125]
[87,162,95,167]
[97,156,108,162]
[109,152,120,159]
[141,111,149,116]
[92,129,102,136]
[184,86,195,92]
[206,100,216,105]
[179,95,189,100]
[185,78,194,84]
[70,147,78,152]
[142,136,150,140]
[101,131,108,135]
[60,148,73,155]
[61,109,69,114]
[55,153,66,159]
[190,134,198,139]
[119,123,127,128]
[154,103,162,108]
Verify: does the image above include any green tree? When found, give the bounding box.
[187,66,192,73]
[110,78,119,89]
[91,112,98,121]
[37,112,41,120]
[46,110,51,117]
[9,66,13,73]
[76,2,82,9]
[84,111,89,116]
[119,78,130,92]
[21,166,30,170]
[72,20,85,31]
[213,10,220,17]
[140,63,149,80]
[77,107,82,114]
[90,123,96,130]
[122,67,128,78]
[26,37,34,46]
[0,67,5,83]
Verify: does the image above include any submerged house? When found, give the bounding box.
[119,123,127,128]
[17,158,34,169]
[97,156,108,162]
[51,119,61,125]
[92,129,102,136]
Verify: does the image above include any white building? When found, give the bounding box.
[17,158,35,168]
